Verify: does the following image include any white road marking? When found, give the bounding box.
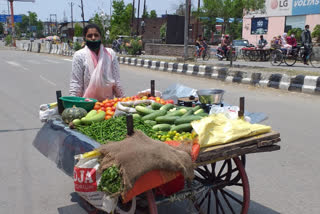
[39,75,57,86]
[25,59,42,65]
[5,61,29,72]
[43,59,61,64]
[63,59,73,62]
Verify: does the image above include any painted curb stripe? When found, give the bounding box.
[288,75,305,92]
[268,74,282,89]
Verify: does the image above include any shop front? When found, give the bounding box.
[242,0,320,45]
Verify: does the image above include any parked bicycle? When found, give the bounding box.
[270,46,320,68]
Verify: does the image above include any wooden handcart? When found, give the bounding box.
[72,129,281,214]
[242,47,271,62]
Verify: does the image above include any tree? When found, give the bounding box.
[0,23,4,35]
[109,0,133,41]
[89,13,107,44]
[74,23,83,37]
[15,11,44,38]
[150,10,157,18]
[142,10,149,19]
[200,0,265,40]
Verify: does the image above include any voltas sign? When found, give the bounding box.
[266,0,293,16]
[266,0,320,16]
[292,0,320,15]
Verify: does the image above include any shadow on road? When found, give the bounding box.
[58,191,280,214]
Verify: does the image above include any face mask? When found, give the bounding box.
[86,40,101,51]
[291,35,295,38]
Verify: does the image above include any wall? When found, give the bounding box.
[306,14,320,32]
[243,16,286,45]
[145,43,195,57]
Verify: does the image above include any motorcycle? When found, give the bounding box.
[216,46,237,61]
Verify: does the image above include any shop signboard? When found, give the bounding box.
[266,0,293,16]
[292,0,320,15]
[0,15,22,23]
[251,18,269,35]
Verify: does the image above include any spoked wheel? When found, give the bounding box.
[191,156,250,214]
[249,50,259,61]
[309,53,320,68]
[284,54,297,66]
[270,50,283,66]
[203,51,210,61]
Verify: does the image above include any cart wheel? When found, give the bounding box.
[115,197,136,214]
[191,156,250,214]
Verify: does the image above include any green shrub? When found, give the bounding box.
[311,25,320,40]
[4,35,12,46]
[73,42,82,51]
[160,24,167,42]
[288,28,303,42]
[124,38,142,55]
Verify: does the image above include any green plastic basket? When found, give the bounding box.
[59,96,98,111]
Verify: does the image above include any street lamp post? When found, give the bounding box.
[9,0,16,47]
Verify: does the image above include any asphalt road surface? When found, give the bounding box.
[0,49,319,214]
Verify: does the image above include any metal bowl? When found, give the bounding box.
[196,89,225,104]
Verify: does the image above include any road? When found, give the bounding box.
[0,49,319,214]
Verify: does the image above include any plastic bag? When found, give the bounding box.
[191,114,271,148]
[39,103,59,122]
[162,84,198,103]
[137,89,162,97]
[74,151,118,213]
[83,46,115,101]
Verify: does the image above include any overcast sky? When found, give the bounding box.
[0,0,198,22]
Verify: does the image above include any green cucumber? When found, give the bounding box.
[181,109,194,118]
[155,116,180,124]
[151,102,163,110]
[160,104,175,111]
[175,115,202,125]
[72,118,82,126]
[144,120,157,126]
[81,111,106,125]
[194,109,204,115]
[152,124,172,131]
[166,108,188,116]
[170,123,193,132]
[192,105,201,111]
[135,106,155,115]
[85,110,97,118]
[142,110,167,121]
[197,112,209,117]
[132,114,141,119]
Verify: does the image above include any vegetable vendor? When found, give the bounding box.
[69,24,125,101]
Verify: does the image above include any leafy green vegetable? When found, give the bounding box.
[97,165,122,194]
[76,116,157,144]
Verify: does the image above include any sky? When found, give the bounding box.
[0,0,194,22]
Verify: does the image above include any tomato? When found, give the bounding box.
[100,107,106,112]
[111,106,116,111]
[105,115,112,120]
[148,96,156,100]
[106,110,114,116]
[113,103,117,107]
[160,100,166,105]
[94,104,101,110]
[96,102,102,106]
[105,103,112,107]
[166,99,174,104]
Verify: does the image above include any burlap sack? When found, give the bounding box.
[98,130,194,194]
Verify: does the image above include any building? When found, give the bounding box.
[242,0,320,45]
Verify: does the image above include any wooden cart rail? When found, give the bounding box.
[196,131,280,166]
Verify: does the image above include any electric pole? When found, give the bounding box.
[69,2,74,31]
[195,0,200,39]
[136,0,140,35]
[131,0,135,36]
[184,0,189,60]
[80,0,85,28]
[9,0,15,47]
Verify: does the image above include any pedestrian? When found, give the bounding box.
[258,35,268,48]
[301,24,312,65]
[281,33,292,55]
[69,23,125,101]
[258,35,268,60]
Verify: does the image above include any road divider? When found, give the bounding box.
[118,56,320,96]
[14,42,320,96]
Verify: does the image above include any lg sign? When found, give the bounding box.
[271,0,289,9]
